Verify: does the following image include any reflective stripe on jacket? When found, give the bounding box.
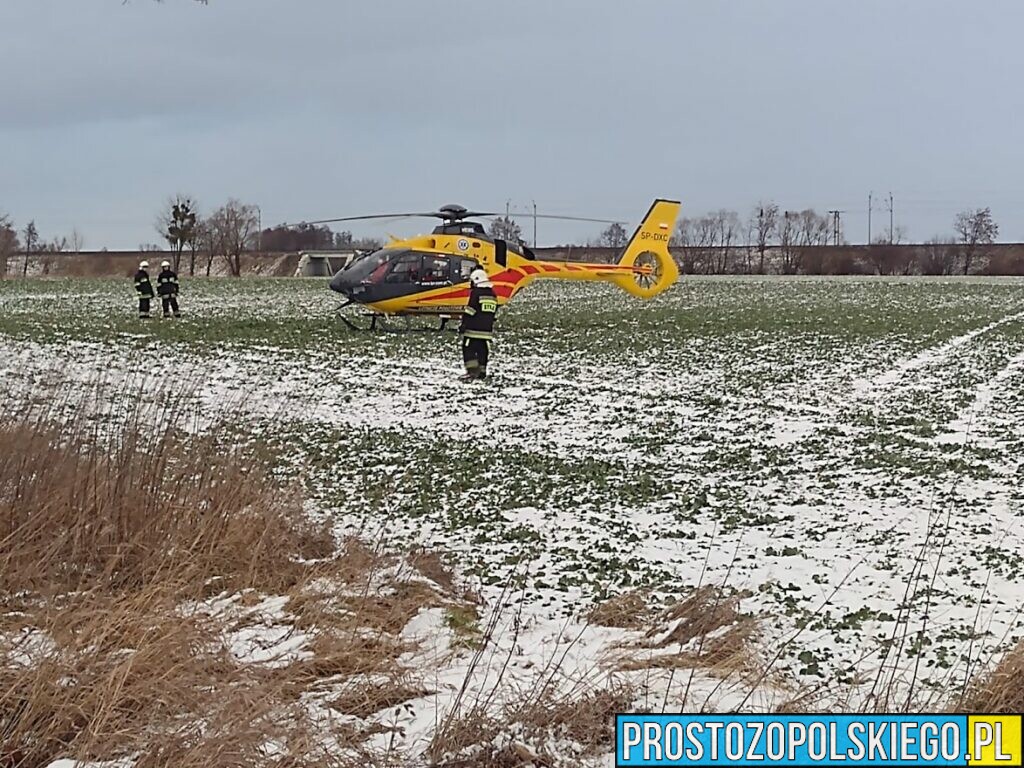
[134,270,154,297]
[157,269,180,296]
[460,285,497,339]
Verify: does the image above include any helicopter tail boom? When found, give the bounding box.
[497,199,681,301]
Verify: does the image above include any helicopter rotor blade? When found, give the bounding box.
[290,207,624,228]
[292,210,501,227]
[295,213,437,227]
[492,212,626,225]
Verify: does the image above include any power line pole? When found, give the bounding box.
[255,205,262,252]
[532,200,537,248]
[828,210,843,246]
[886,192,895,244]
[867,192,873,245]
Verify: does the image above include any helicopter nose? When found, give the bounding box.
[329,270,352,294]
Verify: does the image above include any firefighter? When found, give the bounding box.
[134,260,155,319]
[156,260,181,318]
[459,267,498,380]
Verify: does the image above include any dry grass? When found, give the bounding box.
[955,639,1024,713]
[643,585,746,649]
[9,381,1024,768]
[429,685,633,768]
[0,412,330,600]
[620,622,758,676]
[595,585,760,680]
[586,590,652,630]
[0,390,459,768]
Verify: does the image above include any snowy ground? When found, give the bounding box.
[4,275,1024,721]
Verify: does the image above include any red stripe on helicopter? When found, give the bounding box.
[424,287,471,302]
[490,269,524,284]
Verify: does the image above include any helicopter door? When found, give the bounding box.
[364,251,429,301]
[369,252,454,301]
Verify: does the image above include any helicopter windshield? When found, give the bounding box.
[343,249,399,284]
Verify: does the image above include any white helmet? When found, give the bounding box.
[469,267,492,288]
[161,260,170,269]
[139,260,150,269]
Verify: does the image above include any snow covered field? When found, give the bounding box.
[3,274,1024,720]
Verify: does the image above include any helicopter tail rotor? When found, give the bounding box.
[610,199,681,299]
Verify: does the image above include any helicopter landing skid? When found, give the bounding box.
[334,300,375,331]
[336,304,457,333]
[338,311,382,331]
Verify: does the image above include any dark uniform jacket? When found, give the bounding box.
[157,268,180,296]
[134,269,154,298]
[460,285,497,340]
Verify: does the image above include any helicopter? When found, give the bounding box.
[309,199,681,330]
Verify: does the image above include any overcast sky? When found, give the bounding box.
[2,0,1022,248]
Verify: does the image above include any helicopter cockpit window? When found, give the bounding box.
[420,255,450,284]
[343,249,393,284]
[385,252,422,283]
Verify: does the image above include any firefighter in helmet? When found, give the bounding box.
[134,260,155,319]
[459,267,498,380]
[156,260,181,318]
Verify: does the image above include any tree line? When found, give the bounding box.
[0,215,88,278]
[156,197,385,277]
[585,204,1001,276]
[0,199,1006,278]
[0,197,388,278]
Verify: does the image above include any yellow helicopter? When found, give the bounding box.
[317,199,680,329]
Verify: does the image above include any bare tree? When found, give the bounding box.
[749,202,778,275]
[671,218,697,273]
[777,211,800,275]
[21,221,38,277]
[708,209,740,274]
[207,200,259,277]
[488,216,523,242]
[42,236,68,253]
[195,221,216,277]
[920,237,957,276]
[796,209,830,248]
[599,222,628,248]
[669,219,689,247]
[691,216,717,274]
[185,214,202,276]
[37,236,66,275]
[159,196,199,273]
[0,214,18,278]
[954,207,998,275]
[866,239,901,275]
[70,228,85,254]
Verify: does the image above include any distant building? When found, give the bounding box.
[295,250,358,277]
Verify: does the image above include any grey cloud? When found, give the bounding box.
[2,0,1024,247]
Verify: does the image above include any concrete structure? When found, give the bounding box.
[294,251,358,277]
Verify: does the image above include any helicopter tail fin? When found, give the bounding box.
[613,199,681,299]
